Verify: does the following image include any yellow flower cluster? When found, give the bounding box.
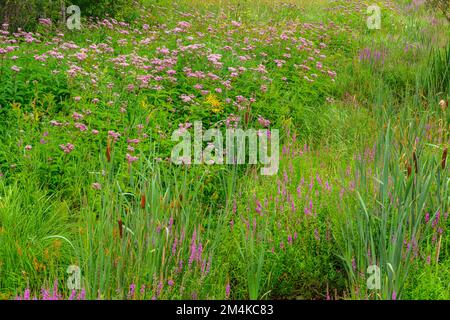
[205,94,223,113]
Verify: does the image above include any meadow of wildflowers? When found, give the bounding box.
[0,0,449,301]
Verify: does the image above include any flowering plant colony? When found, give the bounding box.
[0,0,449,300]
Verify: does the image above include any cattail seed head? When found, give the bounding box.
[106,140,111,162]
[140,193,146,209]
[442,148,448,170]
[413,152,418,174]
[118,219,123,238]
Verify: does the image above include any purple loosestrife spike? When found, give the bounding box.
[24,288,30,300]
[297,185,302,198]
[189,245,197,267]
[358,50,364,61]
[52,280,59,300]
[304,205,310,216]
[172,237,178,255]
[188,230,197,267]
[244,219,250,232]
[432,211,440,228]
[168,216,174,232]
[205,256,211,275]
[314,229,320,241]
[316,174,322,186]
[41,288,49,300]
[157,282,163,297]
[78,288,85,300]
[128,283,136,299]
[374,50,381,62]
[255,200,262,215]
[197,242,203,262]
[225,283,230,299]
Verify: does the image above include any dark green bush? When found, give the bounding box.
[0,0,138,31]
[73,0,136,19]
[0,0,62,30]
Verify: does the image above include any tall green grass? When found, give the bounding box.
[337,101,448,299]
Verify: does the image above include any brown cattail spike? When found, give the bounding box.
[118,219,123,239]
[141,193,146,209]
[106,140,111,162]
[442,148,448,170]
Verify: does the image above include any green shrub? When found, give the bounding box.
[74,0,137,19]
[0,0,138,31]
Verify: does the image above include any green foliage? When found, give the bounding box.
[75,0,138,20]
[0,0,449,300]
[336,114,448,299]
[426,0,450,22]
[0,0,139,31]
[0,0,62,31]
